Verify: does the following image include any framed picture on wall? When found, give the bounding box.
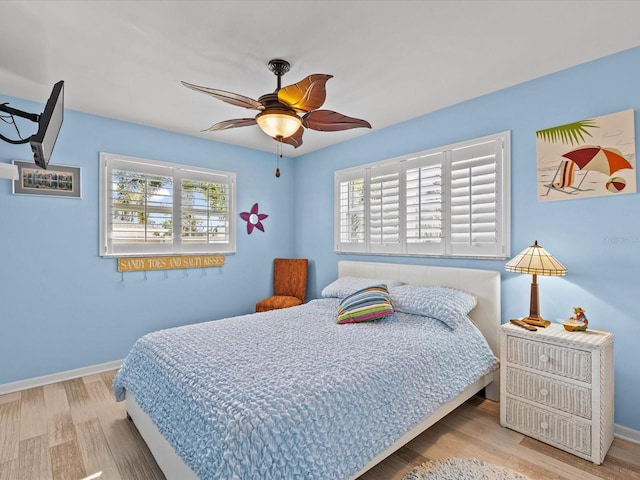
[536,109,636,202]
[12,160,81,198]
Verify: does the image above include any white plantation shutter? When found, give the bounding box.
[336,170,366,252]
[180,172,232,249]
[334,131,510,259]
[448,137,505,257]
[100,153,236,257]
[110,168,174,246]
[405,152,444,255]
[369,163,402,253]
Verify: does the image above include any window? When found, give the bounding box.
[100,152,236,257]
[334,131,510,259]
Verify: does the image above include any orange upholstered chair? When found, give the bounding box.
[255,258,308,312]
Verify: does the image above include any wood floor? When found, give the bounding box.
[1,370,638,480]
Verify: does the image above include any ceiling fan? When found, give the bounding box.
[181,59,371,149]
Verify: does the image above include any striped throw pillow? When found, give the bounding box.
[336,284,394,324]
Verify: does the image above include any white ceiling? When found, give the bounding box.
[2,1,640,157]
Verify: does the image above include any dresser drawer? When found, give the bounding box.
[505,367,592,419]
[504,397,591,456]
[506,335,591,382]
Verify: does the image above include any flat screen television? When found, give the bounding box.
[30,80,64,169]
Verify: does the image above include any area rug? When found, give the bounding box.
[403,457,531,480]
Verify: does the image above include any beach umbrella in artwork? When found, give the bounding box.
[561,146,633,176]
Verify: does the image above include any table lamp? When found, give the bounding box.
[505,240,567,327]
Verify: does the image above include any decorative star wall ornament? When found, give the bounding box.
[240,203,268,234]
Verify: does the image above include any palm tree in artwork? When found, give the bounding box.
[536,119,599,146]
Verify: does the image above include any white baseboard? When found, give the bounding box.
[615,424,640,445]
[0,360,123,395]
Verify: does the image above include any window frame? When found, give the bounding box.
[334,131,511,259]
[99,152,236,258]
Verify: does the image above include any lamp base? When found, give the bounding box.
[521,316,551,328]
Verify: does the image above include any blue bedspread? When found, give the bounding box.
[113,298,498,479]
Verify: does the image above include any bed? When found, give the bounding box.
[113,260,501,479]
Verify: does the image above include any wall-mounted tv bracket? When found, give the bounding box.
[0,103,39,144]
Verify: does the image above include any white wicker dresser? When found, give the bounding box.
[500,322,614,464]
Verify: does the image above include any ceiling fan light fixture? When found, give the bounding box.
[256,108,302,139]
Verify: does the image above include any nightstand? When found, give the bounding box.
[500,322,614,464]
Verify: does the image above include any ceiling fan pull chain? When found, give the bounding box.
[275,137,282,177]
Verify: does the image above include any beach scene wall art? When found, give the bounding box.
[536,109,636,202]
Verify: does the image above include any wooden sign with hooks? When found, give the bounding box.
[118,255,225,272]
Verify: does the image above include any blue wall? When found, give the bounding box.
[1,46,639,433]
[0,98,295,383]
[294,47,640,431]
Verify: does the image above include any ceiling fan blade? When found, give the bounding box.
[276,127,304,148]
[303,110,372,132]
[277,74,333,113]
[203,118,257,132]
[182,81,263,110]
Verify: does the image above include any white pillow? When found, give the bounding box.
[389,284,477,329]
[321,276,403,299]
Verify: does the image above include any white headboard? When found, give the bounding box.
[338,261,501,357]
